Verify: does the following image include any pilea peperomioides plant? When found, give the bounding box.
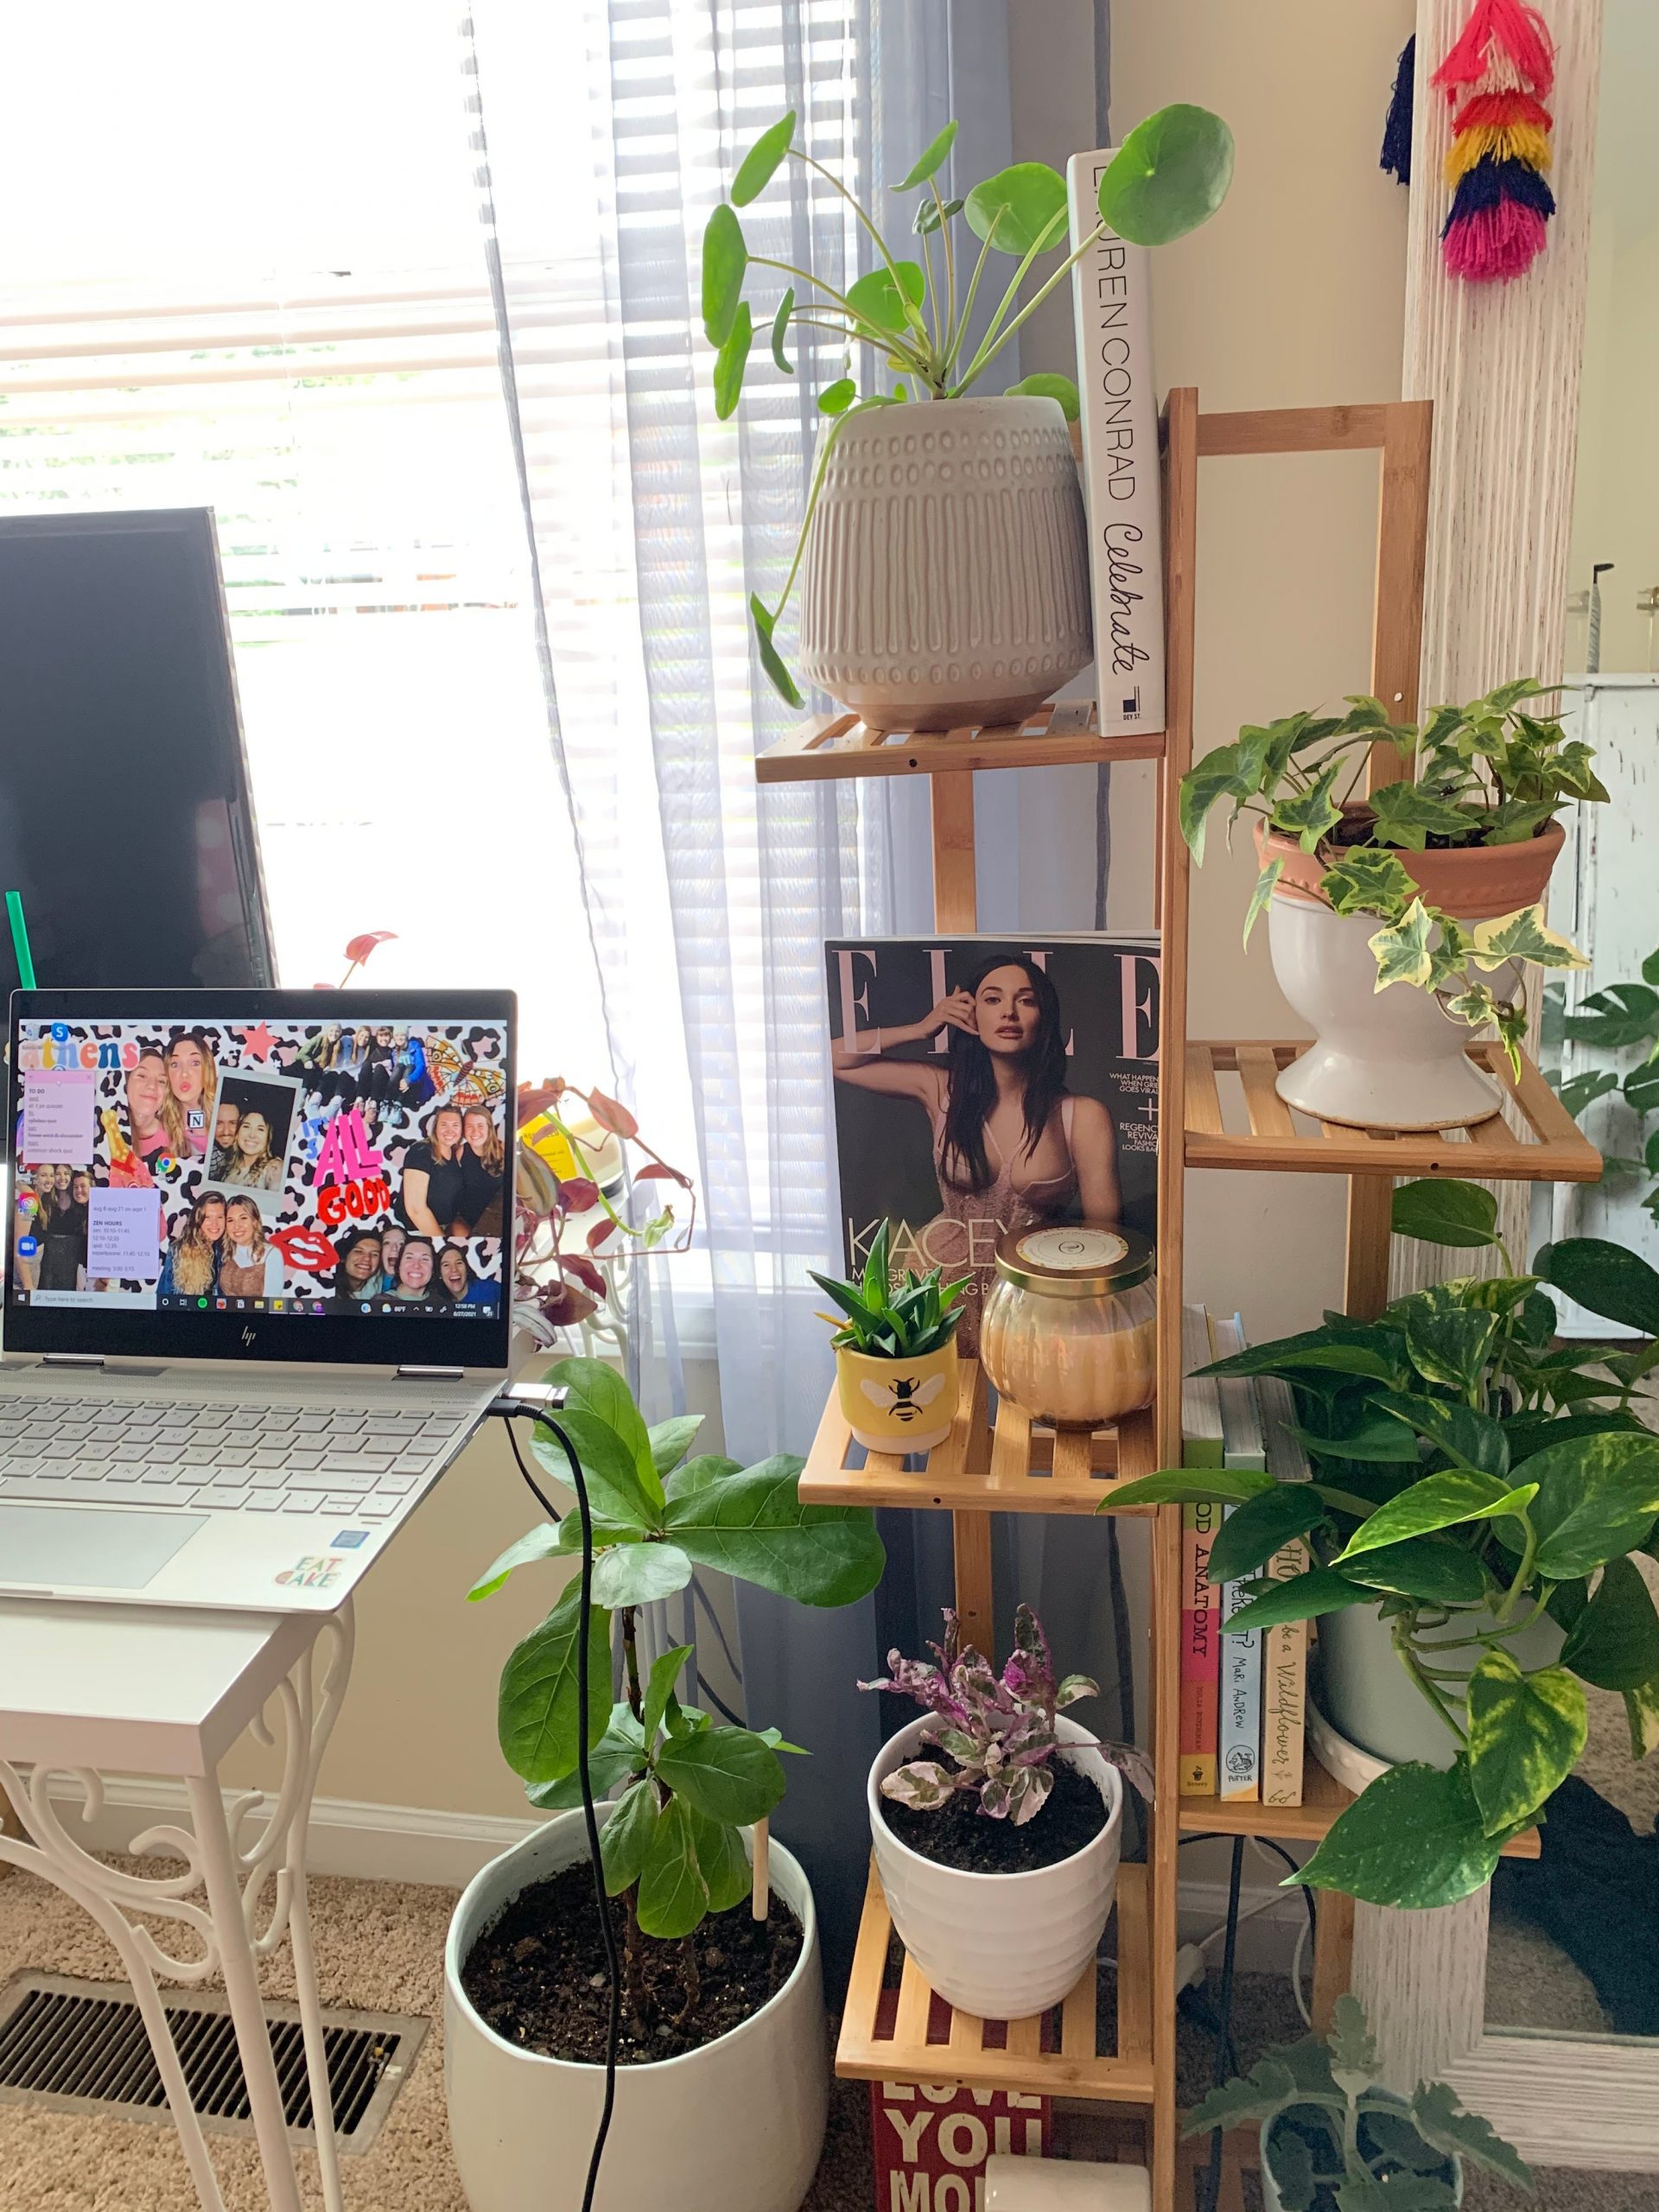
[469,1357,884,2020]
[1108,1179,1659,1910]
[861,1604,1153,1824]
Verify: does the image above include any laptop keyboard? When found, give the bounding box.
[0,1398,461,1522]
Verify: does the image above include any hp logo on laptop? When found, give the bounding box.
[241,1325,257,1348]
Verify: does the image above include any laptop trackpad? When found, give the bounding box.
[0,1505,206,1590]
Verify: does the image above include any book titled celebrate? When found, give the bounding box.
[1066,149,1166,740]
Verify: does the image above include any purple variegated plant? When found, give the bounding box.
[861,1605,1154,1827]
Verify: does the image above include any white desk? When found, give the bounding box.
[0,1595,355,2212]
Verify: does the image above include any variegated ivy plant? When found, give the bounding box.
[1179,678,1605,1071]
[470,1357,884,2024]
[861,1604,1153,1825]
[1107,1179,1659,1911]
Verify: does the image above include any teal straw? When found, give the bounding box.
[5,892,35,989]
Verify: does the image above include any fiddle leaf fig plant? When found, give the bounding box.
[469,1356,884,2023]
[1180,680,1603,1071]
[700,100,1234,703]
[1105,1180,1659,1910]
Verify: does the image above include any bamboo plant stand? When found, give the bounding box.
[756,393,1600,2209]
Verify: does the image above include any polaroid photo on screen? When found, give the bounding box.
[200,1064,302,1221]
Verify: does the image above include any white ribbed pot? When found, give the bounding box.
[798,395,1091,732]
[445,1810,828,2212]
[868,1713,1123,2019]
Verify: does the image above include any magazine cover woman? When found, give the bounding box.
[832,955,1122,1354]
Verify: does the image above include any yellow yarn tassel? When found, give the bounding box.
[1443,120,1552,181]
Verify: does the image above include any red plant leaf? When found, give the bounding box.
[517,1078,566,1125]
[633,1161,690,1185]
[587,1219,618,1254]
[560,1177,601,1213]
[344,930,397,964]
[586,1087,639,1141]
[566,1254,607,1296]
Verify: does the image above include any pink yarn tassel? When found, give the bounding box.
[1432,0,1555,99]
[1442,199,1548,281]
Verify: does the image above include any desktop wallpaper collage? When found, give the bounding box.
[10,1017,508,1321]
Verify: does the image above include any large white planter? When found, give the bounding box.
[868,1713,1123,2019]
[798,395,1091,732]
[445,1811,828,2212]
[1267,895,1510,1132]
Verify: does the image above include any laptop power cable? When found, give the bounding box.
[487,1389,617,2212]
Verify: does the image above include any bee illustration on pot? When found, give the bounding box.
[861,1370,947,1422]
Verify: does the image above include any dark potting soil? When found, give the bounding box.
[461,1859,804,2064]
[880,1758,1108,1874]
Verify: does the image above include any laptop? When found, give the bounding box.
[0,988,515,1611]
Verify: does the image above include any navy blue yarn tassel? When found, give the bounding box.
[1381,35,1415,184]
[1440,153,1557,238]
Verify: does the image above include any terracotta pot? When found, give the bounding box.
[1261,810,1565,919]
[798,396,1091,732]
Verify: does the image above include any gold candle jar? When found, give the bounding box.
[980,1224,1156,1428]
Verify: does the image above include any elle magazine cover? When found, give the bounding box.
[824,935,1160,1354]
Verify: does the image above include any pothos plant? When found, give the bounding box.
[700,101,1233,702]
[861,1604,1153,1823]
[1185,1995,1530,2212]
[1109,1178,1659,1910]
[1179,679,1605,1070]
[1543,947,1659,1221]
[469,1357,884,2023]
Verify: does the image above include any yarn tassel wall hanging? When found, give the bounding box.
[1433,0,1557,281]
[1381,35,1415,185]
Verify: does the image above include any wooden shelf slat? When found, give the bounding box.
[835,1859,1155,2103]
[1178,1749,1540,1858]
[754,698,1165,783]
[798,1363,1162,1514]
[1185,1041,1600,1182]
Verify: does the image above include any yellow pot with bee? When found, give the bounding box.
[836,1340,959,1455]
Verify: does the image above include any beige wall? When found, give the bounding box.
[235,3,1416,1828]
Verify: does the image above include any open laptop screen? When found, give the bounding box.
[5,990,514,1368]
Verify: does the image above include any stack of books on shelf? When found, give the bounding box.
[1179,1305,1311,1807]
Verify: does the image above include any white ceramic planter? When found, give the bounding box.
[868,1713,1123,2019]
[445,1811,828,2212]
[1266,895,1513,1131]
[798,395,1091,731]
[1315,1603,1565,1770]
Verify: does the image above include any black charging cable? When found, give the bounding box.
[491,1398,618,2212]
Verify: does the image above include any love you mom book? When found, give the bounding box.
[823,935,1160,1356]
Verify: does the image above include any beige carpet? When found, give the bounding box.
[0,1855,1655,2210]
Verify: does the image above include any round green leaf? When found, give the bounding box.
[731,111,795,207]
[468,1521,561,1601]
[1006,372,1079,421]
[714,300,753,420]
[1536,1237,1659,1338]
[1219,1566,1375,1637]
[1096,105,1234,248]
[664,1457,885,1605]
[592,1540,694,1609]
[598,1778,661,1895]
[1391,1178,1500,1249]
[1466,1649,1586,1836]
[1100,1466,1274,1511]
[684,1803,752,1913]
[1206,1486,1327,1586]
[526,1703,646,1810]
[963,162,1069,255]
[1337,1536,1488,1609]
[895,119,958,191]
[1560,1555,1659,1691]
[1334,1470,1532,1562]
[1292,1760,1500,1909]
[769,286,795,375]
[817,376,856,416]
[636,1796,709,1938]
[748,593,804,711]
[1372,1391,1509,1479]
[701,202,747,346]
[845,261,925,334]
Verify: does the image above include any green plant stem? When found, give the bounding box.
[1392,1615,1468,1745]
[932,180,957,345]
[620,1605,644,1719]
[1494,1518,1538,1624]
[785,144,921,348]
[751,255,928,369]
[950,219,1102,394]
[957,213,1070,380]
[944,227,997,375]
[766,408,849,621]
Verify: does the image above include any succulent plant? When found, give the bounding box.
[810,1218,966,1359]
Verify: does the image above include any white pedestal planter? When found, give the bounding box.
[445,1811,828,2212]
[798,395,1091,732]
[868,1713,1123,2019]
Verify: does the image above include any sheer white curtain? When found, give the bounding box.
[466,0,1020,1956]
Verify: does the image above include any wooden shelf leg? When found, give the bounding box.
[1344,1174,1394,1322]
[953,1382,995,1650]
[1311,1887,1356,2032]
[930,772,978,931]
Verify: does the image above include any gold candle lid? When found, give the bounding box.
[992,1223,1154,1298]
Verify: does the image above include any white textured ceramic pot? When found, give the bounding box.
[445,1811,828,2212]
[798,395,1090,732]
[1316,1602,1565,1770]
[868,1713,1123,2019]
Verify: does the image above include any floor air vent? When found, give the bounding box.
[0,1974,427,2152]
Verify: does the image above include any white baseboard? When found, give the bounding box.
[35,1778,1308,1973]
[40,1775,540,1889]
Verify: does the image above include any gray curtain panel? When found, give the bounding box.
[468,0,1133,1977]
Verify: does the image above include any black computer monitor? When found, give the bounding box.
[0,508,274,991]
